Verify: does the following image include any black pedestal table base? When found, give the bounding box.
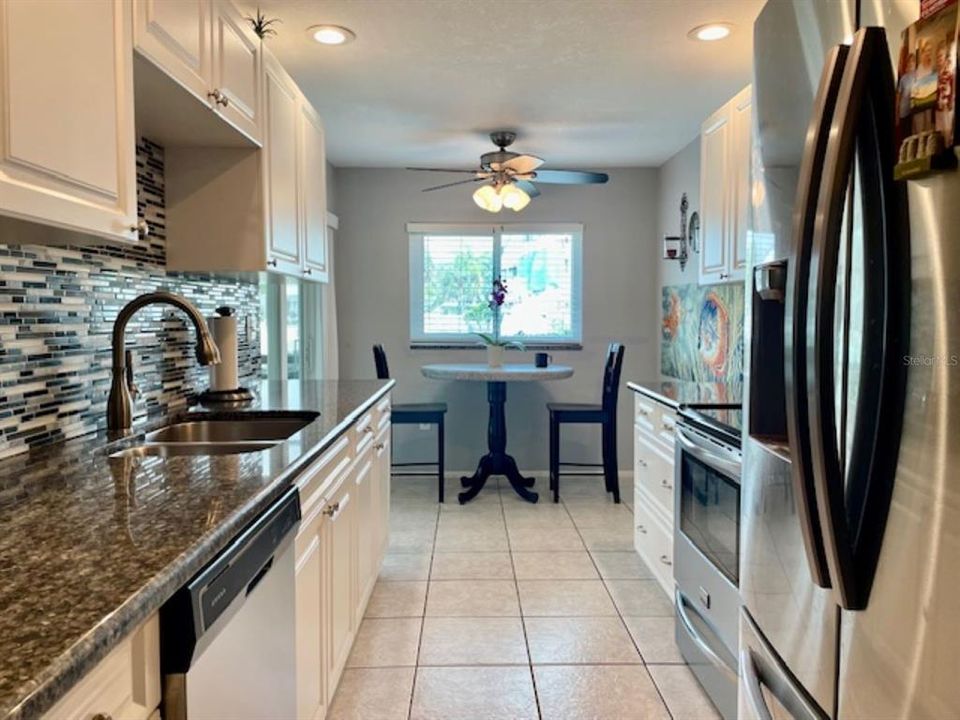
[459,381,538,504]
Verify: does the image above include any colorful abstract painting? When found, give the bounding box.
[661,283,744,384]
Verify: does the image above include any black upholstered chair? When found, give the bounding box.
[547,343,625,503]
[373,344,448,502]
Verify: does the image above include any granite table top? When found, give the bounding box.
[627,379,742,409]
[0,379,393,720]
[421,363,574,382]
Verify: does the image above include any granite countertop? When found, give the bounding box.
[627,379,742,409]
[0,379,393,720]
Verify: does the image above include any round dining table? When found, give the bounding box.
[421,363,574,504]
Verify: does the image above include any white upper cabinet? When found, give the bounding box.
[0,0,139,242]
[133,0,261,145]
[300,100,329,280]
[263,53,301,273]
[699,84,752,285]
[133,0,210,102]
[210,0,261,141]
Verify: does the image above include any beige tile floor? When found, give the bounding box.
[329,475,721,720]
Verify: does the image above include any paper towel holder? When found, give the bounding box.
[199,306,255,407]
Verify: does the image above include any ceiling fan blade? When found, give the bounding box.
[421,177,487,192]
[514,180,541,198]
[406,167,482,174]
[501,154,544,174]
[532,169,609,184]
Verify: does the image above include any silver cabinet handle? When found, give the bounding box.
[660,479,673,490]
[719,272,730,279]
[267,259,278,268]
[374,442,385,451]
[303,268,313,275]
[208,89,229,107]
[131,219,149,237]
[92,714,113,720]
[323,501,340,517]
[637,458,648,467]
[363,425,374,434]
[659,554,672,566]
[636,524,647,534]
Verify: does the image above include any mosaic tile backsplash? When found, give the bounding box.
[661,282,744,385]
[0,138,261,460]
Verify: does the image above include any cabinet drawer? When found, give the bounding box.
[43,614,160,720]
[633,488,674,595]
[635,431,675,522]
[297,434,352,523]
[634,395,678,450]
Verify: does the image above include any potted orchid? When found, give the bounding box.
[476,277,524,367]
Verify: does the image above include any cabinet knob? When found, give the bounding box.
[636,524,647,534]
[130,219,149,238]
[660,479,673,490]
[659,554,673,566]
[323,501,340,517]
[267,259,278,268]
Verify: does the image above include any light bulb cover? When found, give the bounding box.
[687,23,733,41]
[499,183,531,212]
[473,185,503,213]
[308,25,356,45]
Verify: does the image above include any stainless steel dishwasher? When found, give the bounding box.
[160,486,300,720]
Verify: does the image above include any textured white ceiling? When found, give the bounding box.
[241,0,765,168]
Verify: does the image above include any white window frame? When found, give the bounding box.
[408,222,583,346]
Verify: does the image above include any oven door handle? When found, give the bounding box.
[675,426,740,479]
[675,589,737,682]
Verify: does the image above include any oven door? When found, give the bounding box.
[675,423,741,586]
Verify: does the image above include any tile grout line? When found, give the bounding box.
[561,492,678,720]
[502,482,544,720]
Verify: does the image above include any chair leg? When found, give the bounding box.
[603,423,620,504]
[437,418,445,503]
[550,416,560,503]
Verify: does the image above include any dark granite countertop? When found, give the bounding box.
[627,379,742,409]
[0,379,393,720]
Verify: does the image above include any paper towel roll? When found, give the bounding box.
[208,313,239,391]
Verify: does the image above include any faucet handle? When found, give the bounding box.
[125,350,140,400]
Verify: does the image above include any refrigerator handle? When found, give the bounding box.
[784,43,849,590]
[807,26,911,611]
[740,649,774,720]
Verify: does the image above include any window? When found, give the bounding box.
[259,273,324,380]
[409,223,582,345]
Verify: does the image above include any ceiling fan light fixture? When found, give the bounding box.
[688,23,733,41]
[473,184,503,213]
[500,183,531,212]
[308,24,356,45]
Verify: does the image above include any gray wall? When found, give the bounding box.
[334,168,660,472]
[657,136,700,289]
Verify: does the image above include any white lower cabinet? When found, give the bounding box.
[295,506,326,720]
[43,614,160,720]
[633,393,677,597]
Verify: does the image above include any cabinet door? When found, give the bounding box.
[729,85,752,281]
[0,0,138,242]
[324,477,355,700]
[354,448,376,621]
[699,104,730,285]
[375,429,391,556]
[262,54,301,273]
[210,0,261,144]
[295,511,325,720]
[299,100,329,281]
[133,0,210,103]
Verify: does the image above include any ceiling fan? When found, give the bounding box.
[407,131,609,213]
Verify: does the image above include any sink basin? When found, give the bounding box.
[110,441,278,459]
[145,412,318,444]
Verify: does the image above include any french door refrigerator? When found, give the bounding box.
[742,1,960,718]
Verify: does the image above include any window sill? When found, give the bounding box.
[409,342,583,351]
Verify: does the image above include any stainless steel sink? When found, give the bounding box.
[110,441,278,459]
[145,413,318,444]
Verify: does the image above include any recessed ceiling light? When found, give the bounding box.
[308,25,356,45]
[688,23,733,41]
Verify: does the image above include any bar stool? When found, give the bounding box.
[373,344,447,502]
[547,343,625,503]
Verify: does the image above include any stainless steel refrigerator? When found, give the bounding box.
[742,0,960,718]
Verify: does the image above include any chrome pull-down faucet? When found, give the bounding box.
[107,292,221,431]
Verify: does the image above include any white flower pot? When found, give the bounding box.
[486,345,504,367]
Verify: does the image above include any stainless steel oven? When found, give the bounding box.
[673,407,742,720]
